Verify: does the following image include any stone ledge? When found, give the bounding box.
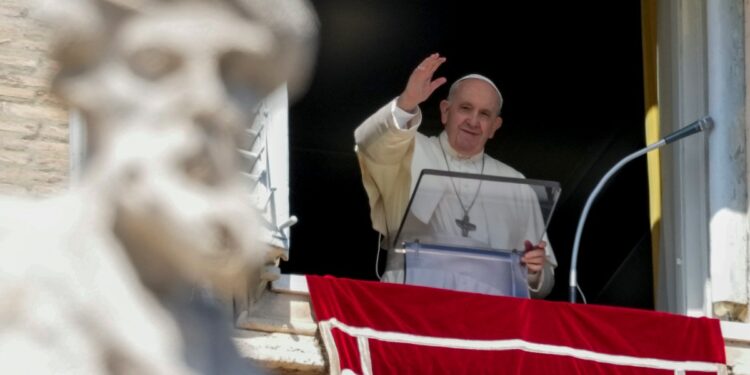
[234,274,325,373]
[271,274,310,296]
[233,329,325,375]
[724,321,750,374]
[236,289,317,336]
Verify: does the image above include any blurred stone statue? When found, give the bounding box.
[0,0,317,373]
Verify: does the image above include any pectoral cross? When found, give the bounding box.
[455,213,476,237]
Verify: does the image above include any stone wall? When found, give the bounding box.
[0,0,69,196]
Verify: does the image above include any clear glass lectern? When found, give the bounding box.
[388,169,561,298]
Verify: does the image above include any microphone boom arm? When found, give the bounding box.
[568,116,712,303]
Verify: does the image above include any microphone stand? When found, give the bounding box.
[569,116,713,303]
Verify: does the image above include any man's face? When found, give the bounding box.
[440,79,503,157]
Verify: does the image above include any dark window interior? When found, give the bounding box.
[285,1,651,308]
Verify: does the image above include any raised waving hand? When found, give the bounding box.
[396,53,447,113]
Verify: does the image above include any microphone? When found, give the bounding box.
[568,116,713,303]
[664,116,713,144]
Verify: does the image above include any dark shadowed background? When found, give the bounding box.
[283,1,652,307]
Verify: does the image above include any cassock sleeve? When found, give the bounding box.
[529,254,555,299]
[354,99,422,242]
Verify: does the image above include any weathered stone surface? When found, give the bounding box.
[234,329,326,375]
[0,0,68,197]
[239,274,316,334]
[233,275,326,374]
[237,289,318,336]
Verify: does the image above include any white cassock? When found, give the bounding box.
[355,99,557,298]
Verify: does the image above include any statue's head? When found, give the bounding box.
[39,0,318,294]
[45,0,317,153]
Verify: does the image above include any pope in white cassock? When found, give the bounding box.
[354,53,557,298]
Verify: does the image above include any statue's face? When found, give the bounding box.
[56,2,289,289]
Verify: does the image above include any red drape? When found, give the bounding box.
[307,275,725,375]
